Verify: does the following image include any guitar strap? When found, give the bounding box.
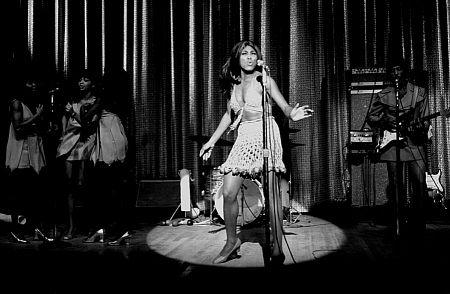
[412,85,419,107]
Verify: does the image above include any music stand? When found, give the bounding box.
[285,142,307,224]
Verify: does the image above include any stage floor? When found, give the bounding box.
[147,215,345,268]
[1,207,450,293]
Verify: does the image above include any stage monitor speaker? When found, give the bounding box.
[136,180,180,207]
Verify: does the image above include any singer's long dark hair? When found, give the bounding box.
[219,40,263,98]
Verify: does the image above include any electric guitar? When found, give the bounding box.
[426,169,444,193]
[376,108,450,152]
[426,169,447,211]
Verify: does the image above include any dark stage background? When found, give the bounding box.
[1,0,449,213]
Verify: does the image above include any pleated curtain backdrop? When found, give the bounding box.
[2,0,450,211]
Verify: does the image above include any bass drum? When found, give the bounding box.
[214,179,264,226]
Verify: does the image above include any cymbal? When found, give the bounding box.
[187,135,234,146]
[288,142,305,148]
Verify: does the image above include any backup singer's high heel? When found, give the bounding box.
[212,238,241,264]
[83,228,104,243]
[62,233,73,241]
[34,228,54,242]
[10,232,29,244]
[17,215,27,225]
[107,231,132,246]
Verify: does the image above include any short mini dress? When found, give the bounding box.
[219,76,286,178]
[56,97,97,161]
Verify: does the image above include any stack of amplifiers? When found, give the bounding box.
[348,68,389,207]
[136,179,180,207]
[347,68,388,131]
[348,67,387,153]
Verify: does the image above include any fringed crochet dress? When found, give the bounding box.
[219,76,286,179]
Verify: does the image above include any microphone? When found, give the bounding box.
[257,59,270,71]
[49,88,60,94]
[256,75,263,84]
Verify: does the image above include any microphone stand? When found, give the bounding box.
[49,90,58,241]
[394,77,403,238]
[260,66,271,267]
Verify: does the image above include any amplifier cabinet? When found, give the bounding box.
[136,180,180,207]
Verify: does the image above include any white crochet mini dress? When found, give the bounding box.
[219,76,286,178]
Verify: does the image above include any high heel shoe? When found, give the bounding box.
[270,252,285,267]
[212,238,241,264]
[63,227,74,240]
[34,228,54,242]
[83,228,104,243]
[10,232,29,244]
[62,233,73,240]
[107,231,132,246]
[17,215,27,225]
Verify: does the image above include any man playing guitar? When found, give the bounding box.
[366,56,430,237]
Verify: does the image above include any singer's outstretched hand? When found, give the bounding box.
[199,141,214,161]
[289,104,314,121]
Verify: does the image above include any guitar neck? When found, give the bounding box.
[406,111,440,127]
[424,111,441,121]
[418,107,450,124]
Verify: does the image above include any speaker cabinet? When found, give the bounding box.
[350,92,379,130]
[136,180,180,207]
[349,92,389,207]
[349,157,389,207]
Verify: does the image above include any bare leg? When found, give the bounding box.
[213,173,244,263]
[66,192,74,236]
[64,161,76,238]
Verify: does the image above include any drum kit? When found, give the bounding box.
[207,167,265,226]
[189,133,304,226]
[188,135,262,226]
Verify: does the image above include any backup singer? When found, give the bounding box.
[5,74,54,243]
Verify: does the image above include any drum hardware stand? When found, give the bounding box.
[168,202,187,222]
[288,197,304,224]
[204,168,221,226]
[208,196,216,224]
[287,183,309,224]
[278,168,305,225]
[207,192,219,226]
[282,173,297,224]
[199,160,228,227]
[238,179,263,227]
